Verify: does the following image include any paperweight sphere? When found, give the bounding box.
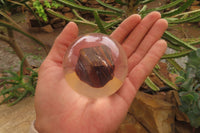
[63,33,128,98]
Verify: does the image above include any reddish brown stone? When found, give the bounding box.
[75,45,115,88]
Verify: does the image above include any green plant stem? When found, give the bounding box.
[162,0,195,17]
[94,18,122,33]
[0,20,47,53]
[72,9,90,22]
[166,58,183,71]
[0,28,30,72]
[145,77,160,91]
[93,11,107,34]
[96,0,124,13]
[173,9,200,18]
[46,8,97,27]
[145,0,183,14]
[56,0,120,16]
[153,68,178,90]
[0,10,21,28]
[162,50,192,59]
[9,90,28,106]
[163,31,197,50]
[167,12,200,24]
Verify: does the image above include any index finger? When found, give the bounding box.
[110,14,141,44]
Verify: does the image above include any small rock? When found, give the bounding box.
[190,6,200,11]
[62,7,71,13]
[105,0,115,4]
[52,21,66,29]
[192,0,200,6]
[50,17,63,24]
[87,0,99,5]
[175,121,193,133]
[104,16,114,21]
[117,114,148,133]
[169,73,178,85]
[79,0,88,3]
[129,91,175,133]
[46,12,57,18]
[117,123,148,133]
[113,3,121,8]
[27,15,47,27]
[64,12,74,19]
[41,24,54,33]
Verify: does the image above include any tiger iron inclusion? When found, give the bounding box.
[75,45,115,88]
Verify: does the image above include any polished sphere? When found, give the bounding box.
[63,33,128,98]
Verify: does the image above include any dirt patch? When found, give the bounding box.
[0,13,96,73]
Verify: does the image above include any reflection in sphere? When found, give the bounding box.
[63,33,128,98]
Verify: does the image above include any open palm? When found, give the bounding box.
[34,12,168,133]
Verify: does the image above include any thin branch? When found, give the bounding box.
[6,28,31,73]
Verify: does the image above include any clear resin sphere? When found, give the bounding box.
[63,33,128,98]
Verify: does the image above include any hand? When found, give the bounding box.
[34,11,168,133]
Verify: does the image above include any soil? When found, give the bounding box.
[0,13,96,72]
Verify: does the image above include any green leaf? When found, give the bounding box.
[188,48,200,68]
[198,100,200,110]
[0,95,13,104]
[180,92,194,103]
[44,0,51,8]
[19,56,27,80]
[145,77,160,91]
[153,68,178,90]
[93,11,107,34]
[187,111,200,128]
[162,0,195,17]
[163,31,197,50]
[166,59,184,72]
[114,0,128,5]
[46,8,97,26]
[96,0,124,13]
[0,20,47,52]
[57,0,120,16]
[162,50,192,59]
[1,84,23,95]
[167,11,200,24]
[8,90,28,106]
[140,0,154,4]
[0,10,21,28]
[181,78,194,91]
[144,0,183,14]
[0,81,17,86]
[95,18,122,33]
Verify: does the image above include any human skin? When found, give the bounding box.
[34,11,168,133]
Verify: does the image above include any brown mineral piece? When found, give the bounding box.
[75,45,115,88]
